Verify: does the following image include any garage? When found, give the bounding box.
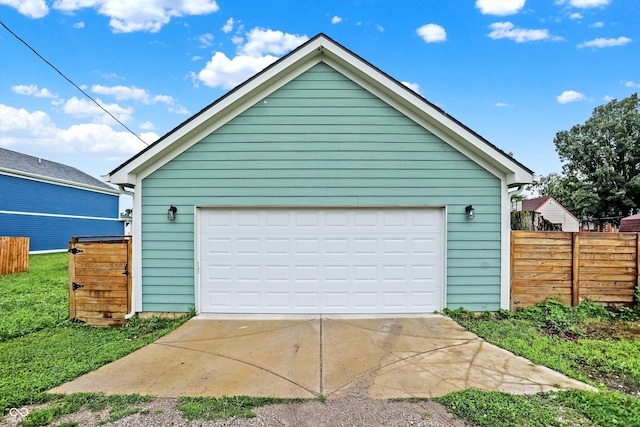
[106,34,535,315]
[199,208,444,314]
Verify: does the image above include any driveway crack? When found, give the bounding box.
[155,342,319,396]
[326,338,478,397]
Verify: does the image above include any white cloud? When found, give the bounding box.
[91,85,174,105]
[239,28,309,57]
[569,0,609,7]
[0,103,152,154]
[557,90,586,104]
[222,17,234,33]
[194,52,279,90]
[494,102,513,107]
[198,33,214,47]
[58,123,155,153]
[569,12,583,19]
[100,72,124,80]
[475,0,525,16]
[589,21,604,28]
[331,16,342,24]
[0,105,56,140]
[51,0,220,33]
[488,21,552,43]
[191,55,203,61]
[168,104,190,114]
[603,95,614,101]
[416,24,447,43]
[12,84,56,99]
[401,82,422,96]
[73,21,85,29]
[63,96,134,124]
[0,0,48,18]
[624,81,640,88]
[91,85,147,102]
[139,120,157,130]
[376,24,384,32]
[577,36,632,48]
[194,28,308,90]
[153,94,175,104]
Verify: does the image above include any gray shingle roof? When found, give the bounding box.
[0,147,118,193]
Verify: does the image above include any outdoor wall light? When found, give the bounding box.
[465,205,475,220]
[167,205,178,221]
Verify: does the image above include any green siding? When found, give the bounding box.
[140,62,503,312]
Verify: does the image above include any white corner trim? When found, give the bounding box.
[500,180,511,310]
[132,178,143,313]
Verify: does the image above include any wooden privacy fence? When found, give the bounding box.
[511,231,639,309]
[68,236,132,326]
[0,237,29,275]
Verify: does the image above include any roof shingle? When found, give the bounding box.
[0,147,118,193]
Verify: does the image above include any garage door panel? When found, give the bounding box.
[265,292,288,308]
[207,291,231,309]
[237,292,260,308]
[266,238,289,254]
[326,211,349,226]
[199,208,443,313]
[414,238,437,254]
[350,293,374,309]
[266,211,289,226]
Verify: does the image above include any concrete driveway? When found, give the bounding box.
[51,315,594,399]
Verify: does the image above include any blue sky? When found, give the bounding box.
[1,0,638,185]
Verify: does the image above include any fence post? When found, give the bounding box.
[572,232,580,306]
[68,239,76,319]
[636,233,639,308]
[510,231,515,311]
[127,236,132,314]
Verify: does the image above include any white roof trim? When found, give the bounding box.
[1,168,121,196]
[106,34,534,187]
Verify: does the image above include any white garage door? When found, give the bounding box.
[199,208,444,314]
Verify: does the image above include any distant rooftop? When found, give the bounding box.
[0,147,118,193]
[522,196,552,212]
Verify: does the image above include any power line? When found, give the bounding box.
[0,20,149,146]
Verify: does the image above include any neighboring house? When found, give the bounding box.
[106,34,534,315]
[620,213,640,232]
[0,147,123,252]
[521,196,579,232]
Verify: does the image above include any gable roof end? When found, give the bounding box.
[523,196,579,221]
[106,33,534,187]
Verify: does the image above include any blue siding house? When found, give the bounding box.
[107,34,535,315]
[0,148,123,252]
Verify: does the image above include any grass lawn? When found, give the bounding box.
[0,253,191,414]
[439,300,640,427]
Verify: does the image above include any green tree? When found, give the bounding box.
[540,93,640,219]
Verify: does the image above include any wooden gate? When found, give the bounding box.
[68,236,132,326]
